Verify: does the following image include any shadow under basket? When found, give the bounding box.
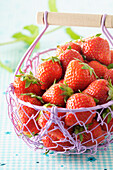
[6,11,113,155]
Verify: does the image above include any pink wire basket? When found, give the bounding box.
[6,12,113,155]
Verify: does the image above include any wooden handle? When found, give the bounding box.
[37,12,113,28]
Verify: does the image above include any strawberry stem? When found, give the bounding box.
[107,80,113,100]
[16,69,41,88]
[20,93,44,103]
[80,62,98,79]
[59,81,74,102]
[42,56,61,65]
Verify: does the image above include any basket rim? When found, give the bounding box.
[8,84,113,112]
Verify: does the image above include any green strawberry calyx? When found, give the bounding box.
[102,105,113,124]
[16,68,41,88]
[36,103,57,122]
[74,125,84,142]
[108,80,113,101]
[21,93,44,103]
[59,81,74,103]
[42,56,61,65]
[74,123,93,142]
[79,61,98,79]
[90,33,102,39]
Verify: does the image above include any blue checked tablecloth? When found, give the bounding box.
[1,0,113,169]
[1,42,113,170]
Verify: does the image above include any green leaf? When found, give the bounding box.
[95,33,102,37]
[24,25,39,35]
[12,25,40,49]
[67,45,72,50]
[94,98,99,103]
[48,0,58,12]
[107,114,112,124]
[79,134,83,142]
[0,60,13,73]
[25,80,31,88]
[36,111,43,121]
[65,27,82,40]
[107,63,113,69]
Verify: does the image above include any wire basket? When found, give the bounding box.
[6,12,113,155]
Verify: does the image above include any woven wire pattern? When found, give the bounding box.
[6,12,113,155]
[6,49,113,155]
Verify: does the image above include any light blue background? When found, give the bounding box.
[0,0,113,169]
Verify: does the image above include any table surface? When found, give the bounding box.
[0,0,113,169]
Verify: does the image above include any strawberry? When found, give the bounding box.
[64,59,97,92]
[110,49,113,64]
[104,69,113,85]
[37,103,65,130]
[74,119,105,146]
[88,60,108,78]
[65,93,96,126]
[13,69,43,97]
[56,41,81,56]
[42,82,74,107]
[42,123,73,152]
[83,79,113,104]
[82,34,111,65]
[42,131,72,151]
[16,93,43,136]
[35,57,62,90]
[58,49,83,73]
[102,105,113,132]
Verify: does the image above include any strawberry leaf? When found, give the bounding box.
[107,63,113,69]
[36,111,43,121]
[24,25,39,35]
[67,45,72,50]
[12,25,40,49]
[80,62,98,78]
[79,134,83,142]
[107,114,112,124]
[94,98,99,103]
[0,60,13,73]
[48,0,58,12]
[25,80,32,88]
[95,33,102,37]
[65,28,82,40]
[108,80,113,100]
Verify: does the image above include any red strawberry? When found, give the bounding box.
[42,131,72,152]
[13,69,43,97]
[42,82,74,107]
[56,41,81,56]
[37,103,65,130]
[35,57,62,90]
[82,35,111,65]
[83,79,113,104]
[104,69,113,85]
[74,119,105,146]
[64,59,97,92]
[65,93,96,126]
[16,93,43,136]
[88,60,108,78]
[102,105,113,132]
[110,49,113,64]
[42,123,73,152]
[58,49,83,73]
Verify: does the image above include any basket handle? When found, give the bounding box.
[37,12,113,28]
[14,11,49,79]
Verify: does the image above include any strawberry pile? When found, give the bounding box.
[13,34,113,152]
